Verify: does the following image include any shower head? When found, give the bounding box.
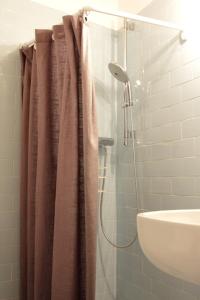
[108,62,129,83]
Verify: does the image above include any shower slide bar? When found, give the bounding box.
[82,6,186,41]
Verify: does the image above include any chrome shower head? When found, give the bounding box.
[108,62,129,83]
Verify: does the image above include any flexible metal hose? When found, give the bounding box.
[99,103,139,248]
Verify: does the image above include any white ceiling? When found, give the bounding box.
[119,0,153,13]
[32,0,153,14]
[31,0,154,29]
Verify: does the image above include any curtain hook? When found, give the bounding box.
[82,8,89,24]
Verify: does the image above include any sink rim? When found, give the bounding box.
[137,209,200,285]
[137,209,200,227]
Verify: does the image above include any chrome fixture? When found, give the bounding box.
[108,18,133,146]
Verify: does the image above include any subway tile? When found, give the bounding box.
[145,60,161,82]
[0,177,19,195]
[0,211,19,229]
[117,192,137,208]
[102,176,116,193]
[151,280,170,300]
[0,75,16,110]
[117,163,135,178]
[0,56,18,77]
[182,77,200,101]
[182,117,200,138]
[136,162,144,177]
[117,146,133,163]
[161,195,200,210]
[143,161,159,177]
[193,97,200,117]
[0,195,13,211]
[0,139,20,159]
[160,47,182,73]
[0,280,19,298]
[100,200,116,221]
[151,143,171,160]
[151,73,171,95]
[170,288,197,300]
[171,63,193,86]
[145,123,181,144]
[136,145,152,162]
[182,280,200,297]
[152,177,171,194]
[117,250,141,273]
[12,160,20,177]
[0,229,19,245]
[143,159,182,177]
[148,86,181,110]
[142,193,162,211]
[162,87,182,108]
[151,108,171,127]
[117,207,137,222]
[117,178,136,194]
[172,177,195,196]
[183,157,200,176]
[0,159,13,176]
[142,255,182,288]
[194,178,200,195]
[182,41,200,64]
[138,177,152,194]
[117,220,137,238]
[192,58,200,78]
[0,264,11,281]
[0,246,19,264]
[152,101,194,127]
[170,101,194,122]
[172,138,195,158]
[159,123,181,142]
[95,277,106,294]
[195,137,200,155]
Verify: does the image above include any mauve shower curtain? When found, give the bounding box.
[20,15,98,300]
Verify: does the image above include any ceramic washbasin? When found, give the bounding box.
[137,210,200,285]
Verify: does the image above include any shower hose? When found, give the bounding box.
[99,106,139,248]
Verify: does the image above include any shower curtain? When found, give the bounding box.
[20,15,98,300]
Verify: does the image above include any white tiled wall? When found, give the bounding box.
[0,1,119,298]
[0,1,65,299]
[3,0,200,299]
[116,0,200,299]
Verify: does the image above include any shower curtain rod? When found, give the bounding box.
[20,6,186,49]
[82,6,184,32]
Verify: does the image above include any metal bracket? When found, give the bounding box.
[179,30,187,43]
[119,20,135,32]
[82,7,90,23]
[126,20,135,31]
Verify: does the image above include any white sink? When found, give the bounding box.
[137,210,200,285]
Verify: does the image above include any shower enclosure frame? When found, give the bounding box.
[21,6,186,49]
[82,6,185,41]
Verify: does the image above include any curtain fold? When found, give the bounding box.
[20,15,98,300]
